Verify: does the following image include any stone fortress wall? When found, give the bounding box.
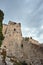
[2,21,39,50]
[2,21,22,57]
[2,21,39,46]
[2,21,40,57]
[3,21,22,43]
[2,21,43,65]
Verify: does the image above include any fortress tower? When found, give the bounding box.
[2,21,22,56]
[3,21,22,40]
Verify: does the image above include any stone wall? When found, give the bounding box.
[2,21,22,57]
[2,21,43,65]
[29,37,39,45]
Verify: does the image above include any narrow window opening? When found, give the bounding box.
[21,44,23,48]
[14,28,16,31]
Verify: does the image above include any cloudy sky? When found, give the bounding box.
[0,0,43,43]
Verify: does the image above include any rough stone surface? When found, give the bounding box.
[2,21,22,56]
[1,21,43,65]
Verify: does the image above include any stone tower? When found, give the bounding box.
[2,21,22,57]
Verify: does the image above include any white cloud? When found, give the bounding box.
[41,25,43,29]
[22,27,43,43]
[37,34,43,43]
[22,27,37,37]
[0,0,43,43]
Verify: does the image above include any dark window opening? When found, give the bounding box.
[30,37,32,39]
[21,44,23,48]
[14,22,16,24]
[14,28,16,31]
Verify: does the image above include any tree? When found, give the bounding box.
[0,10,4,46]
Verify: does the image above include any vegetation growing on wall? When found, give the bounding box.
[24,37,29,41]
[0,10,4,46]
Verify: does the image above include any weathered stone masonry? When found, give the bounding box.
[2,21,43,65]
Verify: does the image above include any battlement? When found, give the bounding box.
[8,21,17,25]
[8,21,21,26]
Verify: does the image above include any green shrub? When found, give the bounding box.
[0,10,4,46]
[24,37,29,41]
